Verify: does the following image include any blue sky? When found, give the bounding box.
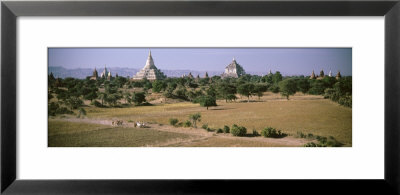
[48,48,352,76]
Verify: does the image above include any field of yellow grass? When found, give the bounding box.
[49,120,197,147]
[73,92,351,146]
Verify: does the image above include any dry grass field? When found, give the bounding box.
[49,120,198,147]
[49,92,352,147]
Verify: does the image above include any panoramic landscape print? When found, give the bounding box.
[48,48,352,147]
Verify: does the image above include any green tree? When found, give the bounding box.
[98,92,108,106]
[132,92,146,105]
[254,84,269,100]
[217,82,236,102]
[123,91,132,104]
[173,85,188,100]
[237,83,255,102]
[226,94,237,102]
[189,113,201,128]
[152,80,166,93]
[206,84,217,98]
[198,95,217,110]
[297,79,310,94]
[308,80,325,95]
[65,96,83,110]
[279,79,297,100]
[105,93,121,107]
[272,71,283,84]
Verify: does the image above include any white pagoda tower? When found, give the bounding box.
[132,50,166,80]
[221,57,246,78]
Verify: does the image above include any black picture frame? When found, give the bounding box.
[1,0,399,194]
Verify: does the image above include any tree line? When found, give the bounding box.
[48,71,352,116]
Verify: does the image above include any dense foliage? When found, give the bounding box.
[48,70,352,116]
[230,124,247,136]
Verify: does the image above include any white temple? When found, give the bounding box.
[221,57,246,78]
[132,51,166,80]
[100,65,109,78]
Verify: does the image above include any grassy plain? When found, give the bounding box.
[65,92,352,146]
[49,120,197,147]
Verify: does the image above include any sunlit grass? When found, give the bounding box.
[81,92,351,146]
[48,121,196,147]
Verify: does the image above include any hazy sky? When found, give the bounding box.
[48,48,352,76]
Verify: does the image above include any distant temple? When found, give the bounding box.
[187,72,194,79]
[221,57,246,78]
[310,69,341,80]
[90,67,99,80]
[336,71,342,80]
[268,69,273,76]
[310,70,316,79]
[132,51,166,80]
[205,72,209,78]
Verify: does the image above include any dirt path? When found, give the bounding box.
[51,117,311,147]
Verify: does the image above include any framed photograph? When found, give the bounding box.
[2,0,399,194]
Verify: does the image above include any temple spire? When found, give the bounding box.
[145,50,155,69]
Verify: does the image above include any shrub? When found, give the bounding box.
[198,95,217,110]
[338,96,352,108]
[169,118,179,126]
[261,127,285,138]
[231,124,247,136]
[206,127,214,132]
[177,122,183,127]
[202,124,209,130]
[127,120,134,123]
[314,136,342,147]
[269,85,280,93]
[304,142,318,147]
[48,102,73,116]
[295,131,307,138]
[252,129,260,136]
[216,128,223,133]
[76,108,87,118]
[183,120,192,127]
[188,113,201,128]
[223,125,230,133]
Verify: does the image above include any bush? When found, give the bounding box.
[314,135,342,147]
[231,124,247,136]
[48,102,73,116]
[261,127,285,138]
[202,124,208,130]
[198,95,217,110]
[206,127,214,132]
[252,129,260,136]
[169,118,179,126]
[183,120,192,127]
[298,133,342,147]
[223,125,230,133]
[216,128,223,133]
[269,85,280,93]
[338,96,352,108]
[304,142,318,147]
[90,100,103,107]
[295,131,307,138]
